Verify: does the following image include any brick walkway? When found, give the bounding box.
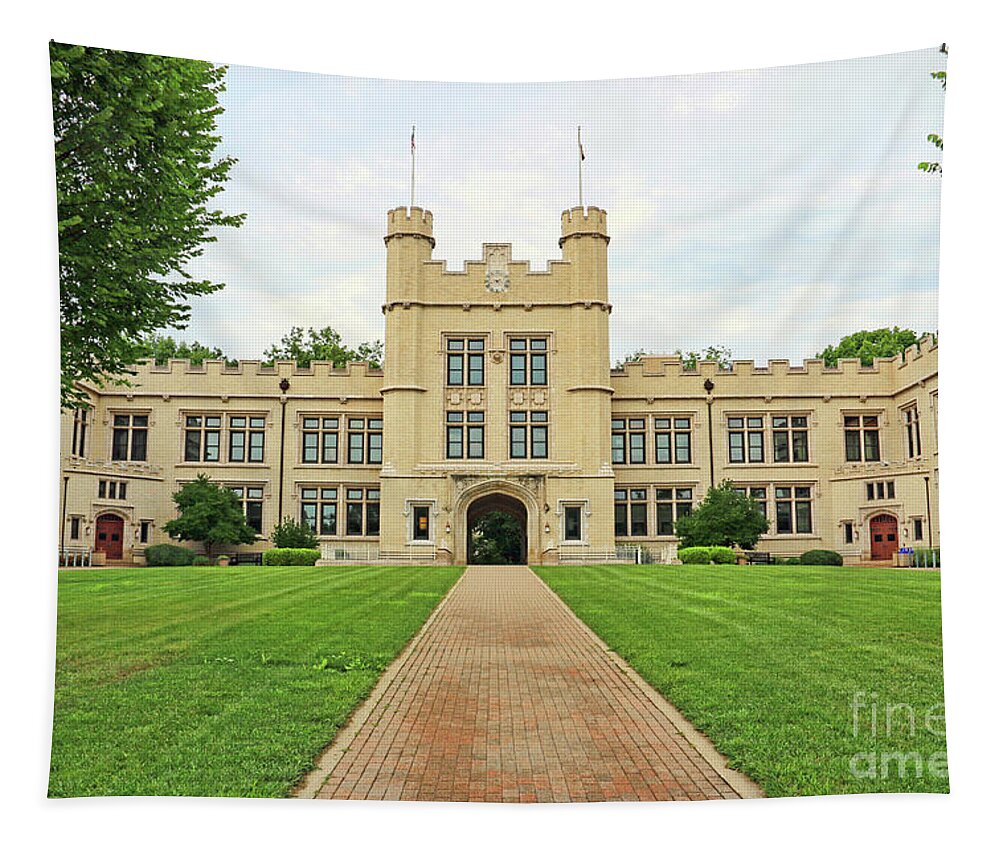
[297,566,762,802]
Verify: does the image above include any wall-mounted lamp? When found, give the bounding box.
[544,523,551,534]
[279,378,290,393]
[704,378,715,393]
[445,523,452,535]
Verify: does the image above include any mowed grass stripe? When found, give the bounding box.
[50,565,462,798]
[534,564,946,798]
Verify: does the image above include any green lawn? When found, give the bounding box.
[535,564,947,798]
[50,564,462,798]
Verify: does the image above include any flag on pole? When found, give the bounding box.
[411,126,415,152]
[578,126,585,161]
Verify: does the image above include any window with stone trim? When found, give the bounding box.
[731,485,768,521]
[345,487,380,536]
[509,337,548,386]
[865,480,895,501]
[653,417,692,464]
[230,485,264,534]
[654,487,694,536]
[728,416,765,464]
[98,479,128,500]
[184,414,222,462]
[228,415,266,463]
[612,418,648,465]
[446,337,486,386]
[446,411,485,459]
[302,416,339,464]
[775,485,813,534]
[615,488,648,537]
[347,418,382,465]
[299,486,337,536]
[903,404,922,459]
[772,415,809,463]
[71,408,90,457]
[111,412,148,461]
[844,414,880,462]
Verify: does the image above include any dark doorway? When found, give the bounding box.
[95,513,124,560]
[466,493,528,564]
[869,513,898,561]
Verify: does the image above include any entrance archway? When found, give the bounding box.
[95,513,125,560]
[466,493,528,565]
[869,513,898,561]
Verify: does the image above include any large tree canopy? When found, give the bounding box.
[817,328,927,368]
[162,475,256,558]
[263,326,384,369]
[675,482,769,550]
[52,42,244,408]
[140,334,230,366]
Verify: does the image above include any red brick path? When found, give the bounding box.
[299,566,761,802]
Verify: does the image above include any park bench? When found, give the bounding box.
[746,551,773,565]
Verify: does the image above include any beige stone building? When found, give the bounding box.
[59,205,939,566]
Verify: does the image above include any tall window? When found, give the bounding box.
[913,518,924,541]
[510,411,548,459]
[228,416,266,463]
[446,411,485,459]
[140,520,151,544]
[904,406,922,458]
[653,417,692,464]
[112,413,148,461]
[71,408,89,457]
[184,415,221,462]
[412,505,431,541]
[844,415,880,462]
[772,416,809,463]
[302,417,339,464]
[446,338,485,386]
[98,479,128,500]
[346,488,380,536]
[654,488,693,536]
[614,488,648,537]
[775,486,812,534]
[563,505,583,542]
[70,517,81,540]
[509,337,548,386]
[612,418,648,465]
[231,486,264,533]
[865,480,895,501]
[347,418,382,464]
[728,416,764,463]
[300,487,337,535]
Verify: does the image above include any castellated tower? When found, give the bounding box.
[378,204,617,564]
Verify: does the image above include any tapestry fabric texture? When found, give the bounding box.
[51,43,946,801]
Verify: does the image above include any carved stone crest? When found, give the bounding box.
[483,244,510,293]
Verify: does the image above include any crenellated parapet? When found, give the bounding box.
[559,206,609,246]
[385,206,435,246]
[86,358,386,401]
[611,334,938,400]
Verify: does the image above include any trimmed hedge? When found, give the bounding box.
[192,556,212,566]
[800,549,843,566]
[262,548,321,566]
[144,544,195,567]
[678,546,736,565]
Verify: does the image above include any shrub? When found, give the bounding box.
[709,546,736,564]
[678,546,735,565]
[678,546,714,564]
[192,556,212,566]
[271,517,319,549]
[144,543,195,567]
[262,548,321,566]
[800,549,843,566]
[675,481,769,549]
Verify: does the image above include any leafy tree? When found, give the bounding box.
[614,349,648,370]
[918,43,947,176]
[140,334,231,366]
[675,481,769,550]
[263,326,384,368]
[162,474,257,558]
[51,42,244,408]
[271,517,319,549]
[817,327,926,367]
[675,345,733,370]
[469,511,523,564]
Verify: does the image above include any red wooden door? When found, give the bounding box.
[869,514,898,561]
[95,514,124,560]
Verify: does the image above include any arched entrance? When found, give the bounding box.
[869,513,899,561]
[95,513,125,560]
[466,493,528,564]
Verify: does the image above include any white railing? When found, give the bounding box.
[319,542,439,564]
[59,548,92,568]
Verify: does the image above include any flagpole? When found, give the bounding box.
[577,126,583,208]
[410,126,415,210]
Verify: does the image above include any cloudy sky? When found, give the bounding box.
[179,46,945,365]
